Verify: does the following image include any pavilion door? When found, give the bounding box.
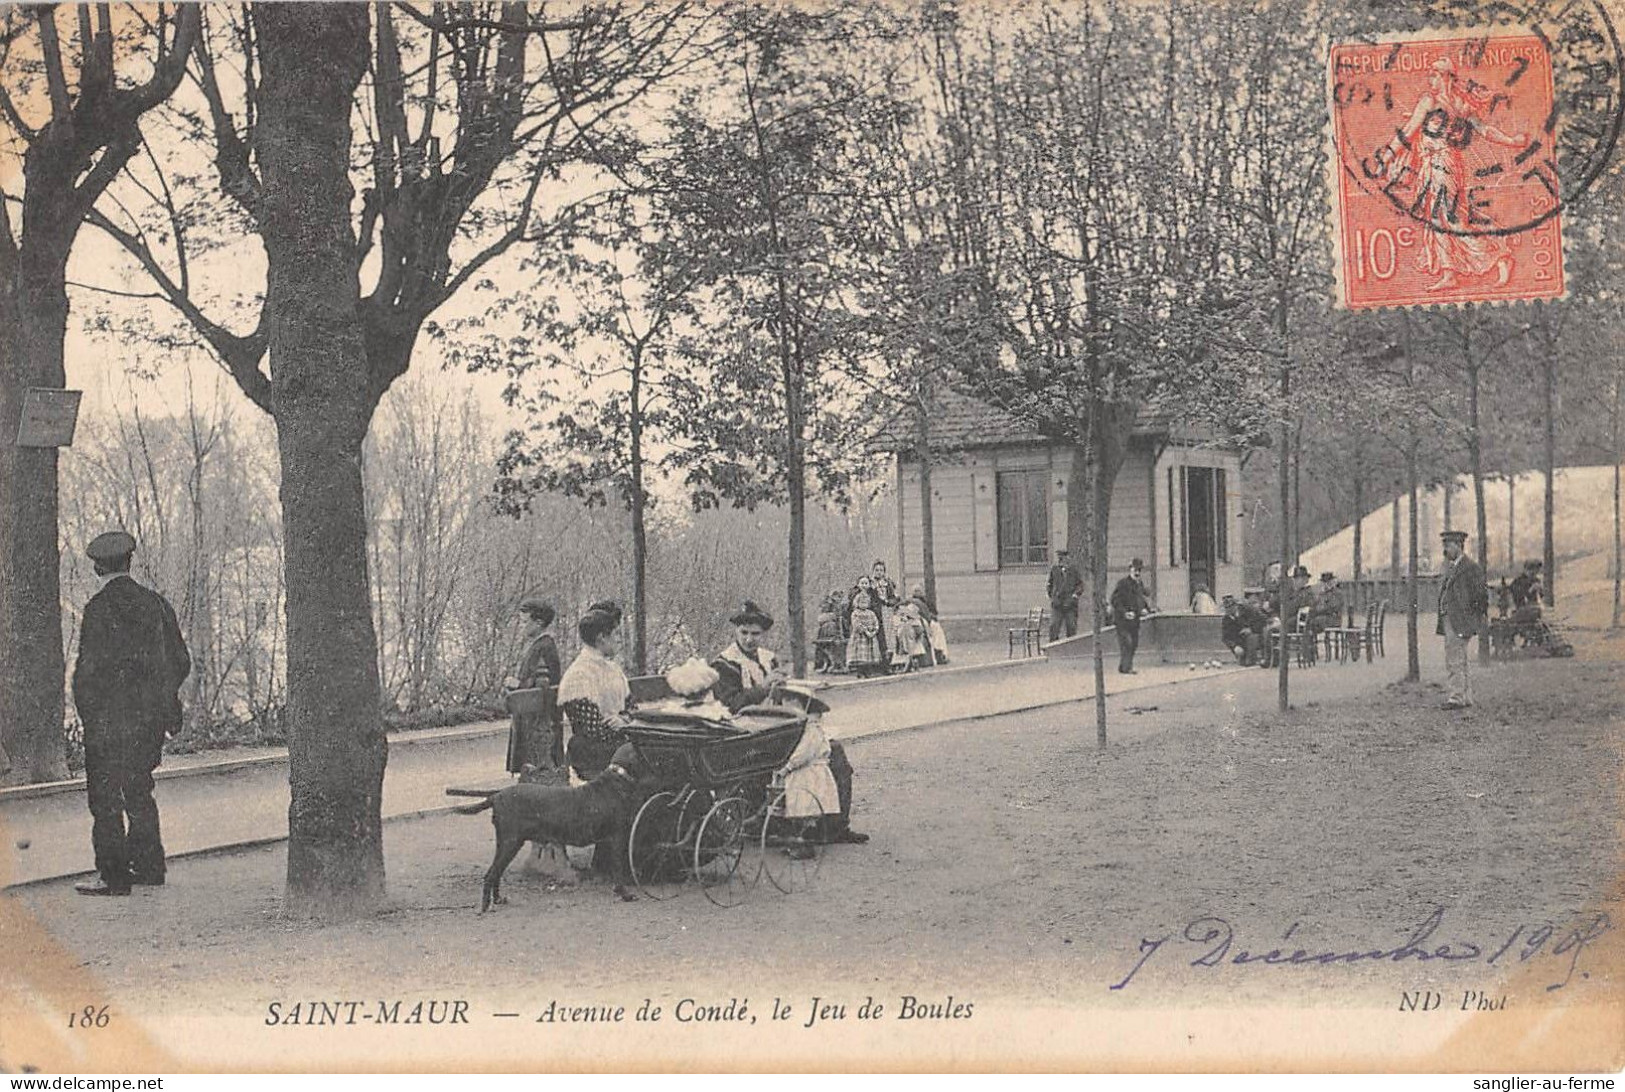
[1183,466,1217,604]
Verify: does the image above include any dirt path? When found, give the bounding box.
[6,638,1621,1070]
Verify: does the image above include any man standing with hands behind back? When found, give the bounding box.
[1437,529,1488,710]
[71,531,190,896]
[1047,548,1083,641]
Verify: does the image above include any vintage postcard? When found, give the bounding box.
[1,0,1622,1075]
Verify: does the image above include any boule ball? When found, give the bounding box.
[15,838,30,850]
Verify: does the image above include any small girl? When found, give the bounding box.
[845,590,884,676]
[892,601,930,671]
[814,594,844,673]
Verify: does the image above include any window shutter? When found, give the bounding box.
[972,469,999,572]
[1178,465,1189,563]
[1167,466,1177,567]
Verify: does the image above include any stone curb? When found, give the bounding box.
[1,663,1248,893]
[0,721,508,803]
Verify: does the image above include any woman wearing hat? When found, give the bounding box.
[504,598,561,773]
[710,601,869,846]
[711,601,788,712]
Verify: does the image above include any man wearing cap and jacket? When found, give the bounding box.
[71,532,190,896]
[1047,548,1083,641]
[1437,529,1488,709]
[1109,559,1154,674]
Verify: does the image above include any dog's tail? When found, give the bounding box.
[454,797,495,815]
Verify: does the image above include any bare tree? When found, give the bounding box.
[0,4,199,784]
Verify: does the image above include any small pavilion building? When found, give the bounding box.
[873,389,1249,645]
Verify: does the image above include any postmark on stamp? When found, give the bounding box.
[1328,3,1624,309]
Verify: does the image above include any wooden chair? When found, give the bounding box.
[1008,607,1045,658]
[1276,606,1315,668]
[1322,605,1363,664]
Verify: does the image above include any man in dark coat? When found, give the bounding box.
[1221,594,1266,666]
[1046,548,1083,641]
[1109,558,1153,674]
[71,532,190,896]
[1437,530,1488,709]
[711,601,867,844]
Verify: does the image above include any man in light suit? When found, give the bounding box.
[1436,529,1488,709]
[71,532,191,896]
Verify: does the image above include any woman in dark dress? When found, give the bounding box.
[504,598,562,773]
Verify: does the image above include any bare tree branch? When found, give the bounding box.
[85,206,274,413]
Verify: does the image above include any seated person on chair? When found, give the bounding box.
[710,601,868,845]
[1509,561,1545,623]
[1311,573,1345,635]
[557,608,632,781]
[1244,587,1278,667]
[1222,594,1266,666]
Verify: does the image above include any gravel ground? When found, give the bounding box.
[5,635,1621,1071]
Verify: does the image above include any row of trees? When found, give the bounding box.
[55,376,889,734]
[2,0,1620,914]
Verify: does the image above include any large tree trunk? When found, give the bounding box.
[1469,357,1489,662]
[1390,494,1401,579]
[784,355,808,678]
[1614,366,1622,630]
[0,256,71,785]
[255,3,384,920]
[1406,433,1421,682]
[629,350,649,674]
[916,394,939,609]
[1542,342,1557,610]
[1507,475,1516,571]
[1352,463,1364,615]
[1277,384,1291,712]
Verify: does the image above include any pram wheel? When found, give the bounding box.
[760,789,824,894]
[695,796,752,907]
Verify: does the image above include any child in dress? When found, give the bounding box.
[845,590,884,676]
[814,592,845,673]
[891,601,931,671]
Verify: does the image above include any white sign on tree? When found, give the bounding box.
[13,388,82,448]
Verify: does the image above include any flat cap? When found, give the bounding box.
[86,530,136,562]
[1440,529,1468,542]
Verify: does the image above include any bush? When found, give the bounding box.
[62,701,506,775]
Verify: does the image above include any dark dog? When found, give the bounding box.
[460,741,656,912]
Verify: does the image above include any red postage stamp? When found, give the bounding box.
[1329,34,1565,309]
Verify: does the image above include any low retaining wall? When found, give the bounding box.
[1044,612,1228,664]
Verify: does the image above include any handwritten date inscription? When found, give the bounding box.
[1110,907,1611,992]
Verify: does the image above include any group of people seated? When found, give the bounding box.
[814,559,951,676]
[1220,565,1349,667]
[504,596,869,853]
[1491,560,1571,657]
